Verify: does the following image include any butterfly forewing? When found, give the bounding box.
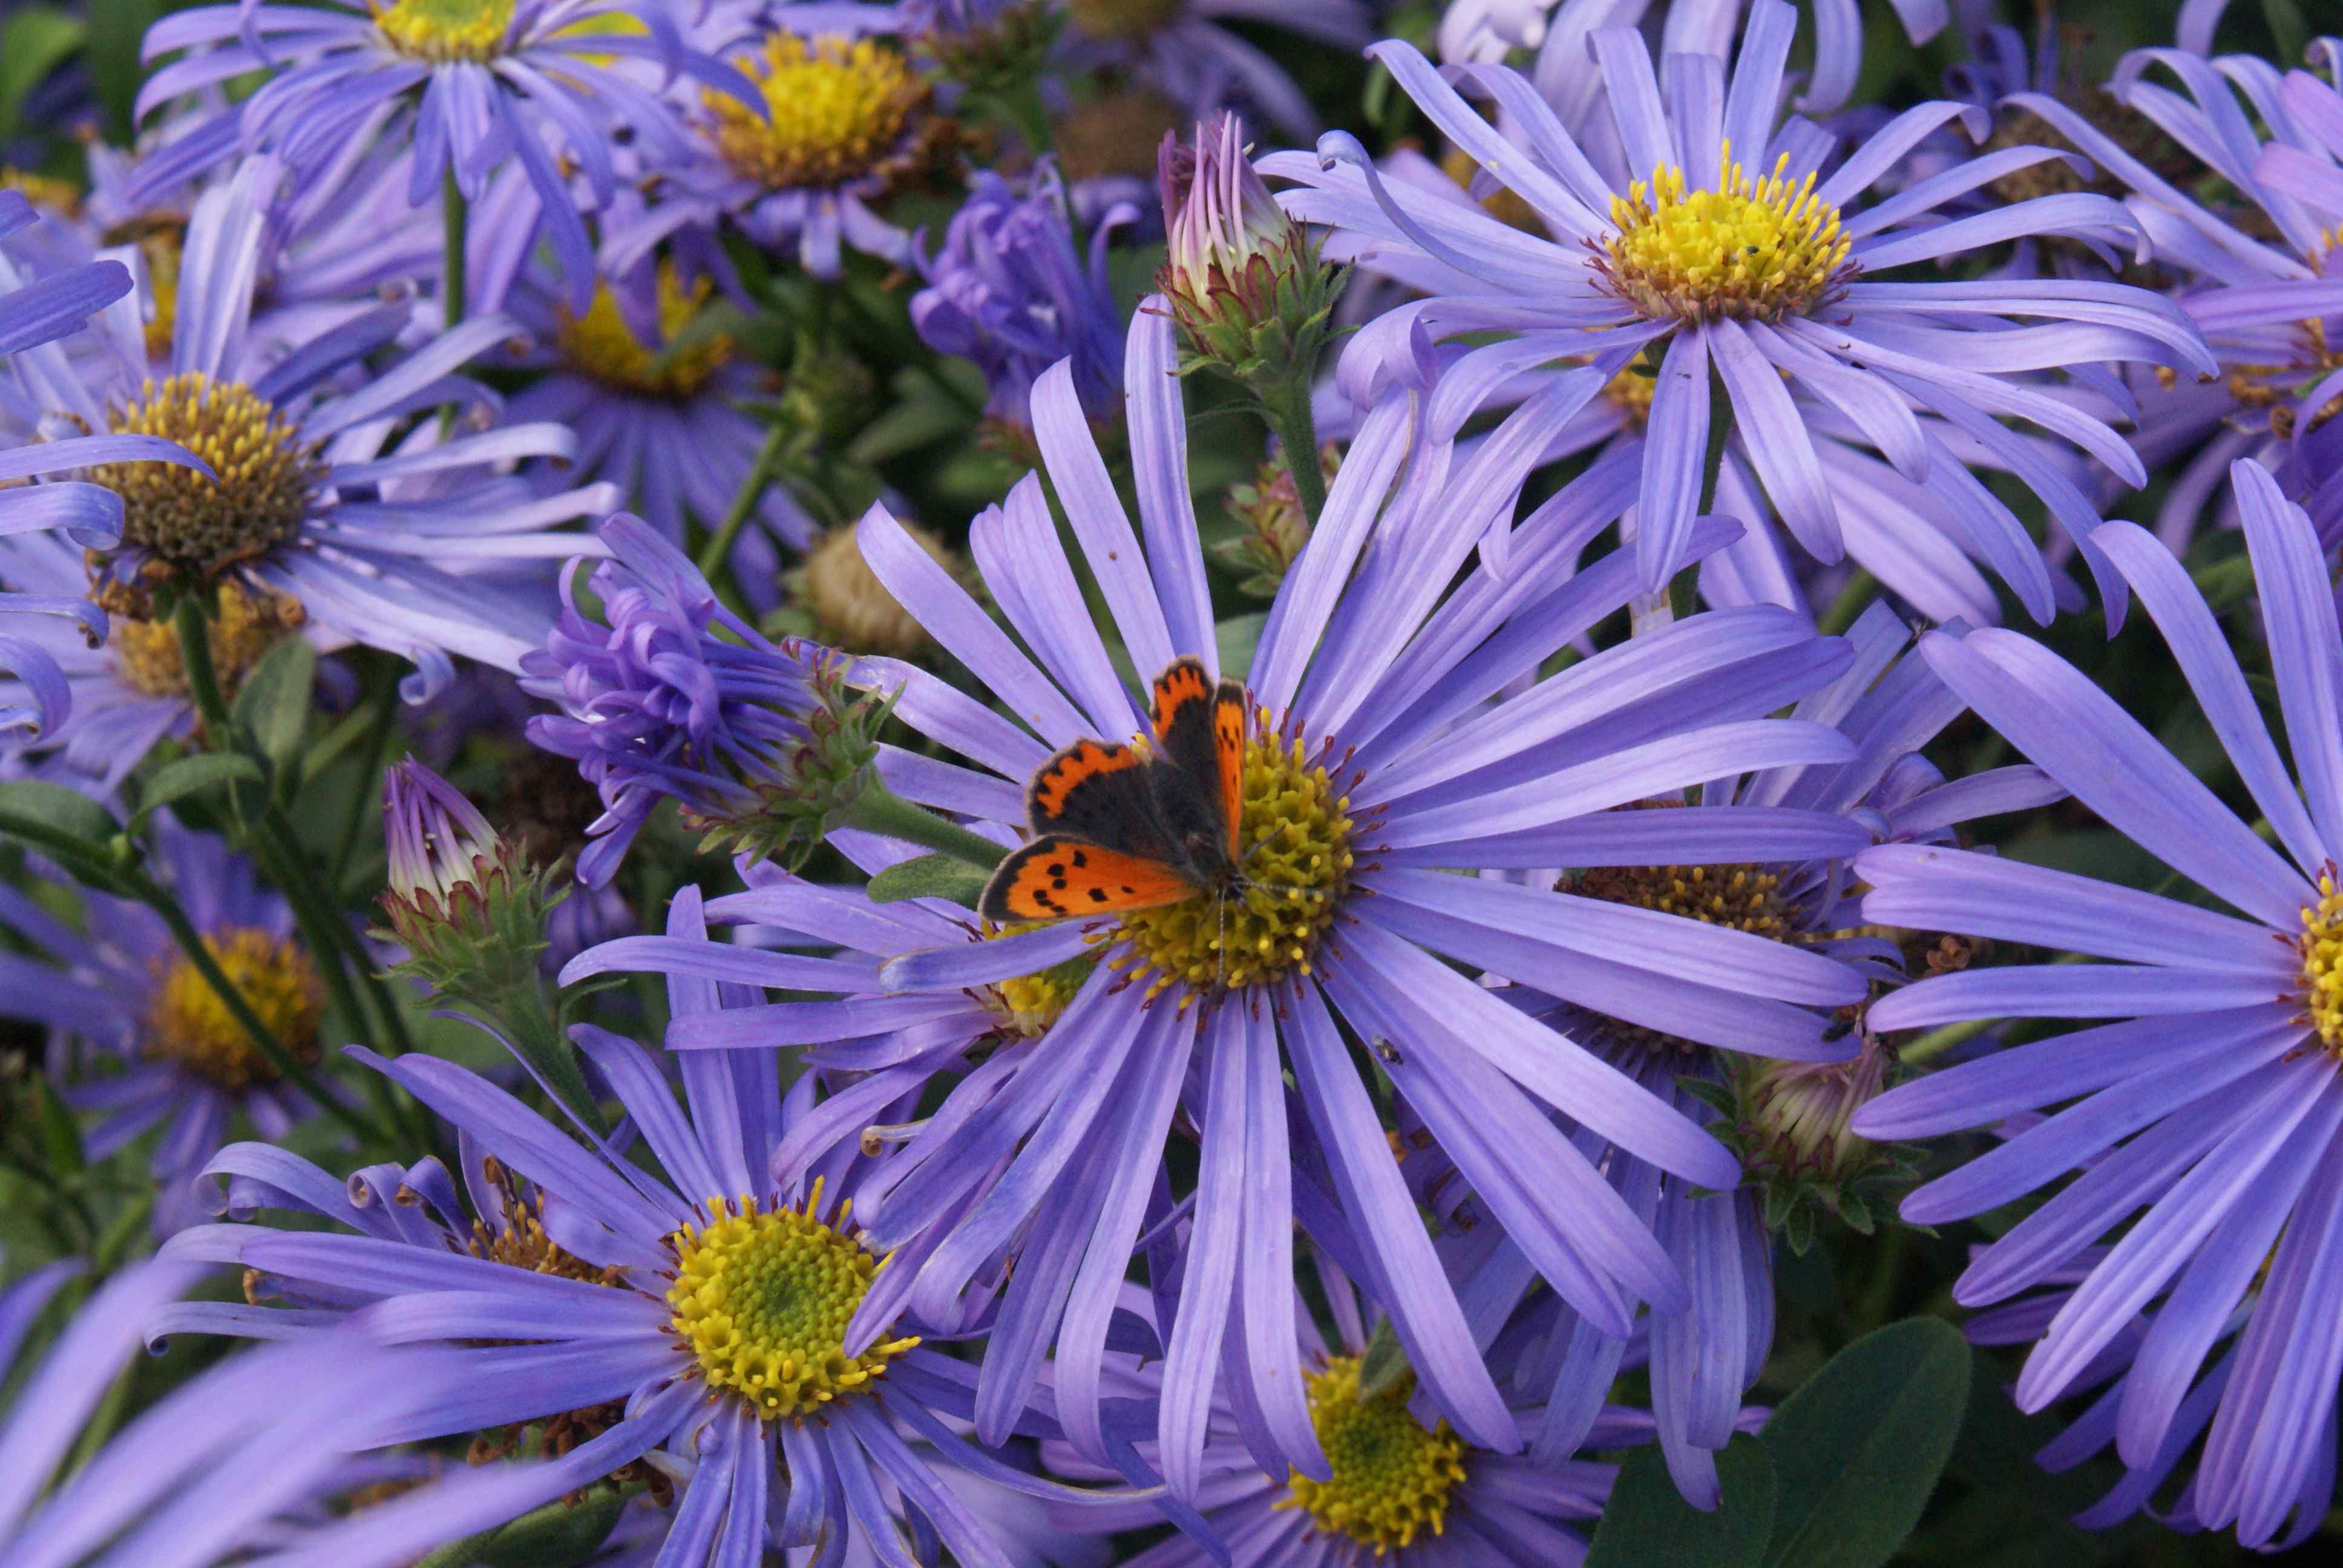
[1150,657,1240,862]
[978,835,1202,923]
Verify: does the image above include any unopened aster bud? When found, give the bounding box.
[520,514,888,886]
[1155,113,1343,385]
[1214,445,1335,598]
[377,757,562,991]
[1728,1029,1917,1253]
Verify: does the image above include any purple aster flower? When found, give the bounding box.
[7,155,617,710]
[159,893,1150,1568]
[129,0,753,313]
[0,1260,626,1568]
[1265,2,2215,609]
[1383,601,2056,1509]
[1,196,200,738]
[0,816,333,1237]
[572,301,1875,1499]
[606,10,937,281]
[913,163,1129,429]
[498,258,816,610]
[1052,0,1372,140]
[1629,0,1950,116]
[2001,44,2343,547]
[1847,461,2343,1550]
[520,514,863,888]
[1037,1260,1731,1563]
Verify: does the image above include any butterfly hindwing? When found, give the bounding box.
[978,835,1204,923]
[1211,678,1246,863]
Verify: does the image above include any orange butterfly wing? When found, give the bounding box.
[1211,681,1245,860]
[979,836,1204,923]
[1150,657,1244,858]
[1150,658,1213,742]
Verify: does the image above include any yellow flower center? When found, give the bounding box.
[109,578,303,700]
[372,0,514,62]
[2299,873,2343,1053]
[97,373,317,581]
[146,927,324,1091]
[1066,0,1184,41]
[664,1183,919,1423]
[703,35,927,192]
[984,923,1101,1037]
[1574,858,1795,941]
[1601,140,1852,323]
[1277,1357,1467,1555]
[1110,719,1354,1001]
[0,168,82,217]
[554,267,733,400]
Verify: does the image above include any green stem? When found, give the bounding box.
[1816,568,1879,638]
[442,170,467,332]
[696,417,791,584]
[1700,365,1735,514]
[1896,1014,1996,1067]
[841,785,1009,869]
[1259,378,1328,526]
[331,667,399,887]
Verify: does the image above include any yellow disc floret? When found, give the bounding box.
[1601,140,1852,323]
[373,0,514,62]
[2299,871,2343,1052]
[985,923,1101,1037]
[96,373,318,580]
[1575,859,1795,941]
[664,1182,919,1423]
[704,35,928,192]
[1277,1357,1467,1555]
[555,265,735,399]
[1112,717,1354,999]
[147,927,324,1091]
[111,578,303,700]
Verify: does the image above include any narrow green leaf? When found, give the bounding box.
[1760,1317,1974,1568]
[1356,1318,1411,1400]
[133,753,265,826]
[230,636,318,765]
[867,852,990,909]
[1587,1436,1776,1568]
[0,779,124,848]
[0,8,84,144]
[31,1076,84,1177]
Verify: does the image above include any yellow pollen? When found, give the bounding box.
[1276,1357,1467,1555]
[110,578,303,700]
[703,35,927,192]
[1110,716,1354,1001]
[470,1187,627,1286]
[2298,873,2343,1054]
[1575,859,1795,941]
[146,927,324,1091]
[664,1183,919,1423]
[1,168,82,218]
[372,0,514,62]
[96,373,317,581]
[554,266,733,399]
[1601,140,1852,323]
[984,923,1100,1037]
[139,229,183,362]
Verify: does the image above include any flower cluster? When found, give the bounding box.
[19,1,2343,1564]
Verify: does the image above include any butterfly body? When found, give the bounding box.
[979,657,1248,925]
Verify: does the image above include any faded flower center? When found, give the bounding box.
[1278,1357,1467,1554]
[1053,88,1185,185]
[705,36,927,192]
[2298,873,2343,1053]
[797,522,954,658]
[555,267,733,400]
[110,578,302,699]
[147,927,324,1091]
[1066,0,1184,40]
[1602,364,1656,426]
[1575,858,1795,940]
[98,373,316,580]
[373,0,514,62]
[664,1184,918,1422]
[2215,320,2343,440]
[1601,141,1852,324]
[983,924,1101,1037]
[1111,720,1354,999]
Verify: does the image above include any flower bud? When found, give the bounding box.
[1729,1028,1917,1253]
[1155,114,1343,385]
[377,757,562,990]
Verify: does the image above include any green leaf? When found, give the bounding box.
[133,753,264,826]
[80,0,160,140]
[30,1075,84,1177]
[1760,1316,1973,1568]
[1587,1436,1776,1568]
[0,779,124,851]
[230,636,318,766]
[867,852,990,909]
[0,7,83,145]
[1356,1318,1411,1400]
